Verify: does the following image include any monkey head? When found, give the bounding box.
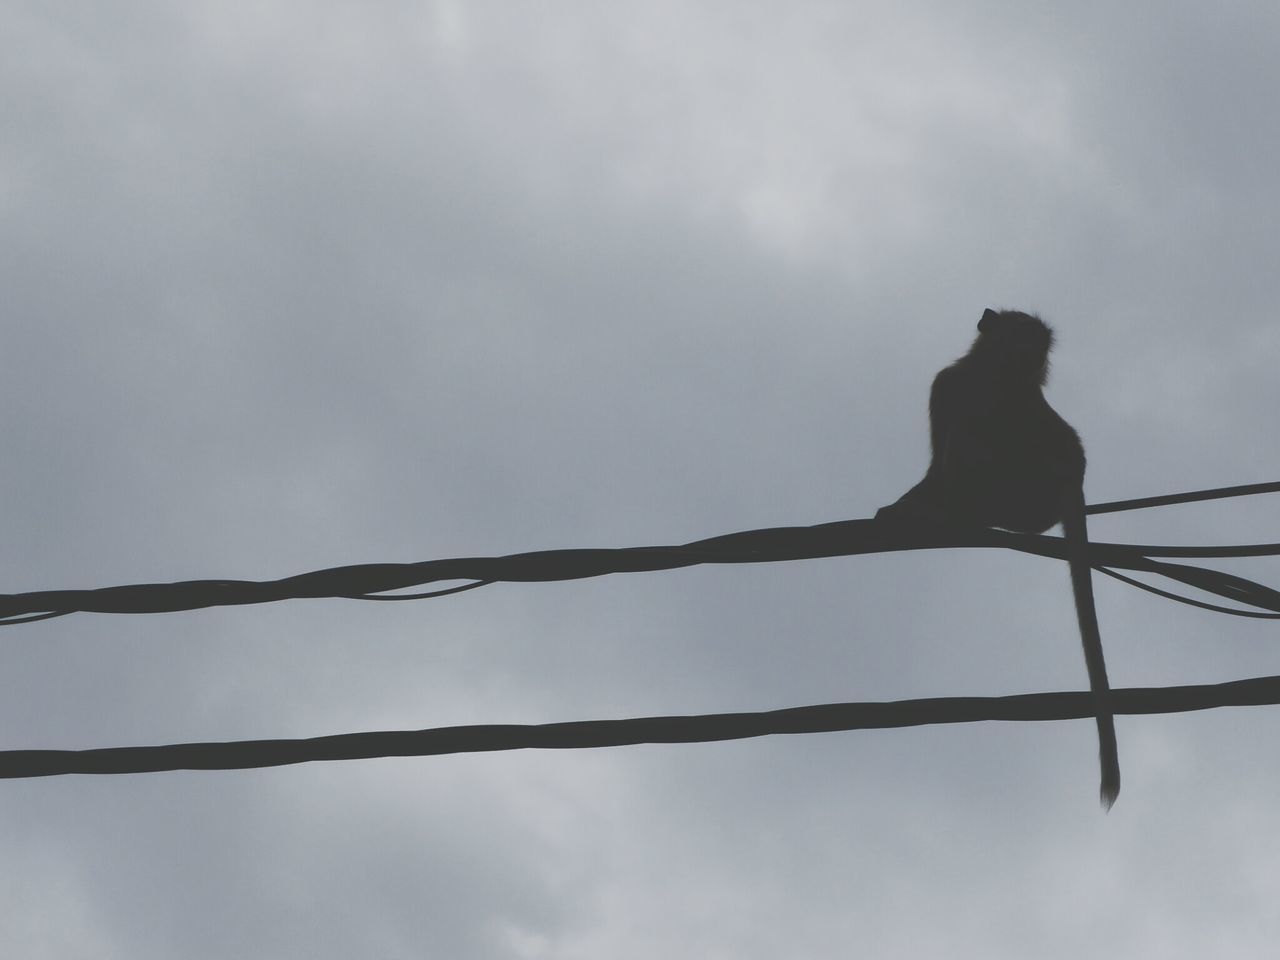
[973,308,1054,384]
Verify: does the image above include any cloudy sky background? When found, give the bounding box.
[3,2,1280,956]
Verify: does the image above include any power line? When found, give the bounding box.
[1086,479,1280,515]
[6,674,1279,779]
[3,480,1279,624]
[3,479,1277,782]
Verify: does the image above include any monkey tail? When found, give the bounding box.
[1062,487,1121,809]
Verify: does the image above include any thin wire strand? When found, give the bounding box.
[350,580,494,601]
[0,611,72,626]
[1095,567,1280,619]
[1086,480,1280,516]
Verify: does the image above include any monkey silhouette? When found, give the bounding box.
[877,308,1120,808]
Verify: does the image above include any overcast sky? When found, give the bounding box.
[4,2,1280,957]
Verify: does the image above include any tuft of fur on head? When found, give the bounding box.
[972,308,1053,385]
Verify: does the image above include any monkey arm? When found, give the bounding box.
[874,367,967,523]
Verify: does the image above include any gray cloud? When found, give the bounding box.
[2,1,1279,956]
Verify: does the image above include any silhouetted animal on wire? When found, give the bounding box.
[877,308,1119,808]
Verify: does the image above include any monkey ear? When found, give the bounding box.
[978,308,998,332]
